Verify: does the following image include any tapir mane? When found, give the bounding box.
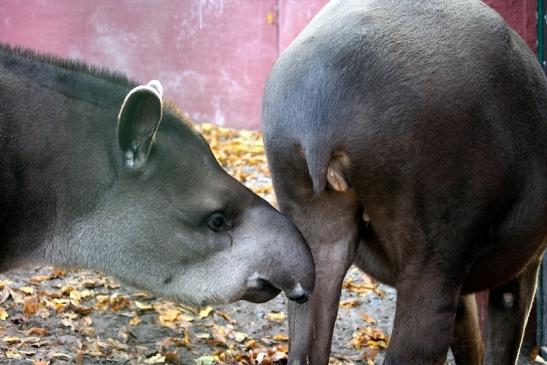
[0,43,136,88]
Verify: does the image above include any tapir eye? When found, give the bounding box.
[207,212,229,231]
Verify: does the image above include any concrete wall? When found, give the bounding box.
[0,0,538,129]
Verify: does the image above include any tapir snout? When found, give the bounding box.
[237,201,315,303]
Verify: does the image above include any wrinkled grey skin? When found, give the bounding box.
[0,44,314,307]
[263,0,547,364]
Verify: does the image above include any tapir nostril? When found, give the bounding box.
[285,283,310,304]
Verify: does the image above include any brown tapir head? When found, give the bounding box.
[2,72,314,306]
[78,81,315,306]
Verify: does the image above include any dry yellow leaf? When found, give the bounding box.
[27,327,48,336]
[129,315,141,326]
[52,353,71,361]
[232,331,247,343]
[272,334,289,341]
[361,312,377,324]
[339,299,361,309]
[3,336,22,344]
[198,306,214,319]
[29,275,51,285]
[135,300,153,311]
[0,306,8,320]
[350,327,389,350]
[6,350,22,359]
[159,308,180,323]
[267,311,286,322]
[23,295,40,317]
[109,294,129,311]
[51,267,67,277]
[0,280,12,289]
[79,289,93,299]
[69,290,82,301]
[179,313,195,322]
[95,295,110,310]
[20,286,34,295]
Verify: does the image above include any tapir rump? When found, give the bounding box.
[0,44,314,307]
[263,0,547,364]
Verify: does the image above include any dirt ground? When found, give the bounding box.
[0,265,392,364]
[0,124,542,364]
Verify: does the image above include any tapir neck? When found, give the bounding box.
[0,45,131,270]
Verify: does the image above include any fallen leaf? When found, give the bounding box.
[232,331,247,343]
[267,311,286,322]
[339,299,361,309]
[6,350,22,359]
[350,327,389,350]
[109,293,129,311]
[361,312,377,324]
[3,336,22,344]
[159,308,180,323]
[0,279,12,289]
[135,300,153,311]
[172,330,191,348]
[23,295,40,317]
[214,310,236,324]
[198,306,214,319]
[74,351,84,365]
[145,354,166,364]
[20,286,34,295]
[0,306,8,320]
[52,353,72,361]
[30,275,51,285]
[26,327,48,336]
[179,313,195,322]
[195,355,216,365]
[272,334,288,341]
[164,351,180,364]
[129,315,141,326]
[69,289,82,302]
[51,267,67,278]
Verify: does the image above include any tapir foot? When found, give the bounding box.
[484,260,540,365]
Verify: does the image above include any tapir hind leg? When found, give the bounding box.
[484,259,540,365]
[267,148,362,365]
[287,225,357,365]
[284,193,360,365]
[385,273,463,365]
[450,294,484,365]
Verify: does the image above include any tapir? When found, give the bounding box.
[0,43,314,308]
[263,0,547,364]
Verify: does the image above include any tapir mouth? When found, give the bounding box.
[241,277,281,303]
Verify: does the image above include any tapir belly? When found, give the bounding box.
[354,191,547,294]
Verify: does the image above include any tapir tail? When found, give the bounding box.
[304,143,331,195]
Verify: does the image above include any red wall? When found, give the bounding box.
[0,0,538,130]
[483,0,537,51]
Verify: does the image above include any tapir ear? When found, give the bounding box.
[117,80,163,169]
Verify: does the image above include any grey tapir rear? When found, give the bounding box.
[263,0,547,364]
[0,44,314,307]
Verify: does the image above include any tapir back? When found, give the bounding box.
[264,0,547,196]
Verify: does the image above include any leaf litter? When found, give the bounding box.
[0,123,393,364]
